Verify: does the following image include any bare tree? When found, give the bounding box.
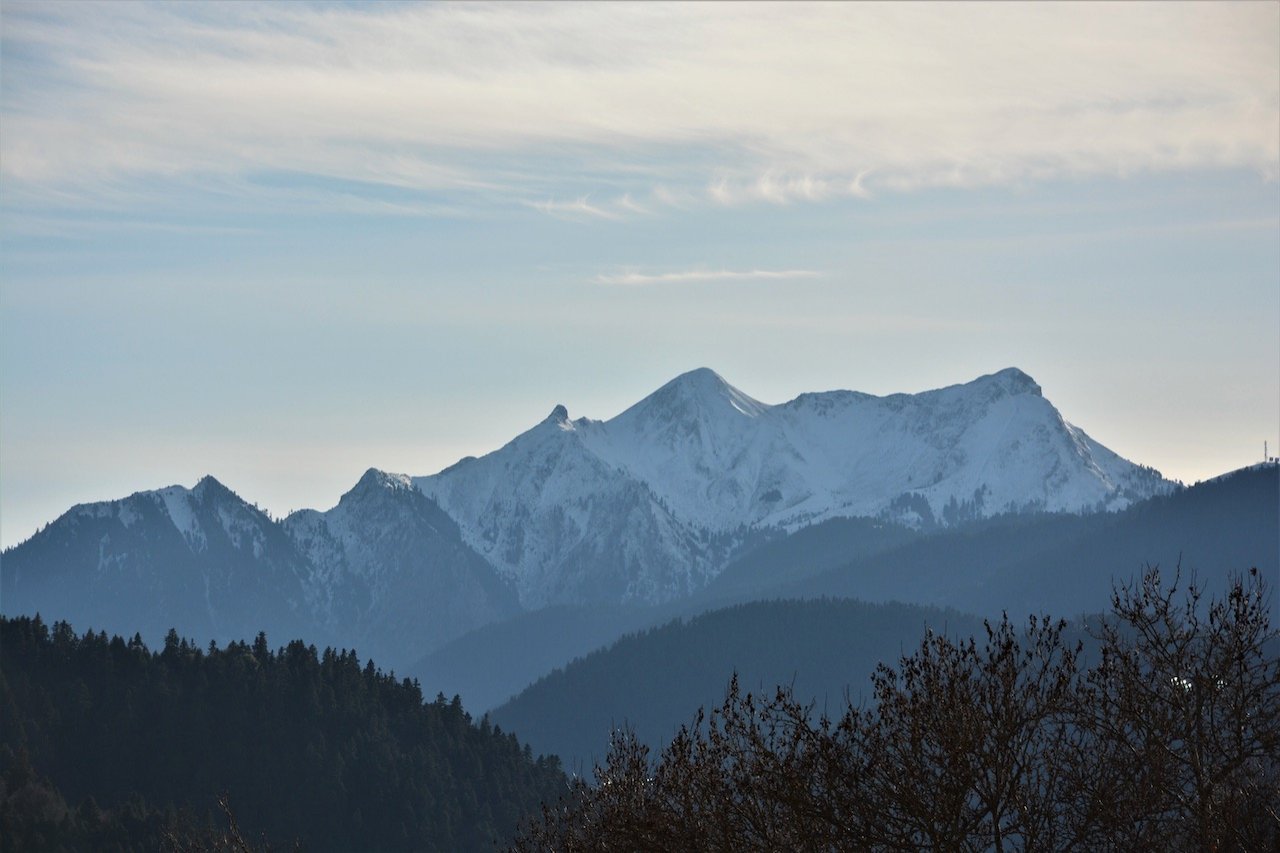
[859,615,1085,852]
[512,568,1280,852]
[1079,567,1279,851]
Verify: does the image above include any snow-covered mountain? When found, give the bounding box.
[0,476,316,648]
[283,468,519,664]
[413,406,725,608]
[2,471,518,668]
[416,367,1172,607]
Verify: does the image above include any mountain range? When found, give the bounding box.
[1,367,1180,669]
[417,366,1170,607]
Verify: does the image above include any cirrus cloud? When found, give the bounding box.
[1,1,1276,217]
[595,268,823,286]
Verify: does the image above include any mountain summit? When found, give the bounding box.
[416,368,1173,608]
[625,367,769,422]
[0,477,315,649]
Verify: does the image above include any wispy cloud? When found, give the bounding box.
[529,196,629,221]
[596,268,823,286]
[2,2,1276,218]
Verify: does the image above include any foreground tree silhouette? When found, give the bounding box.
[1079,568,1279,850]
[513,568,1279,851]
[858,615,1085,851]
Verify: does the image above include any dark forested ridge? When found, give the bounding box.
[412,603,665,714]
[0,617,566,852]
[762,464,1280,620]
[490,598,989,774]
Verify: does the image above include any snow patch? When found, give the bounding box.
[155,486,206,550]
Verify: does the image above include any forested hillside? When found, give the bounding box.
[0,617,565,852]
[490,598,989,773]
[780,464,1280,620]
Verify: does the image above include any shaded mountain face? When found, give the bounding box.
[412,406,726,609]
[488,598,994,774]
[283,468,519,666]
[2,471,519,669]
[775,462,1280,624]
[0,476,315,648]
[416,367,1173,608]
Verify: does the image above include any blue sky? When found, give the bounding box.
[2,1,1277,548]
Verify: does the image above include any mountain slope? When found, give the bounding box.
[410,603,666,713]
[489,598,990,773]
[777,463,1279,621]
[417,367,1173,607]
[1,470,519,669]
[414,407,725,608]
[0,476,316,648]
[3,367,1180,666]
[488,461,1276,772]
[283,468,520,665]
[407,518,924,715]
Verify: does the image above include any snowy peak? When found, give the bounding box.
[192,474,233,499]
[161,477,278,559]
[419,366,1175,606]
[57,477,247,554]
[541,404,575,431]
[152,484,205,549]
[623,367,769,424]
[3,489,322,672]
[964,367,1042,398]
[663,367,742,399]
[285,467,520,663]
[343,468,414,504]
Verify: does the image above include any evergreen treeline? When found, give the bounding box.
[515,569,1280,851]
[0,619,566,852]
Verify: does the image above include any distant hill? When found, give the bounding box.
[693,514,925,604]
[407,518,924,715]
[489,598,989,773]
[411,603,666,713]
[776,463,1279,621]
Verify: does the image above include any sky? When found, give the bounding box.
[1,1,1277,549]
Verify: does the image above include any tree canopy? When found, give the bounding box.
[0,620,566,852]
[515,568,1279,851]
